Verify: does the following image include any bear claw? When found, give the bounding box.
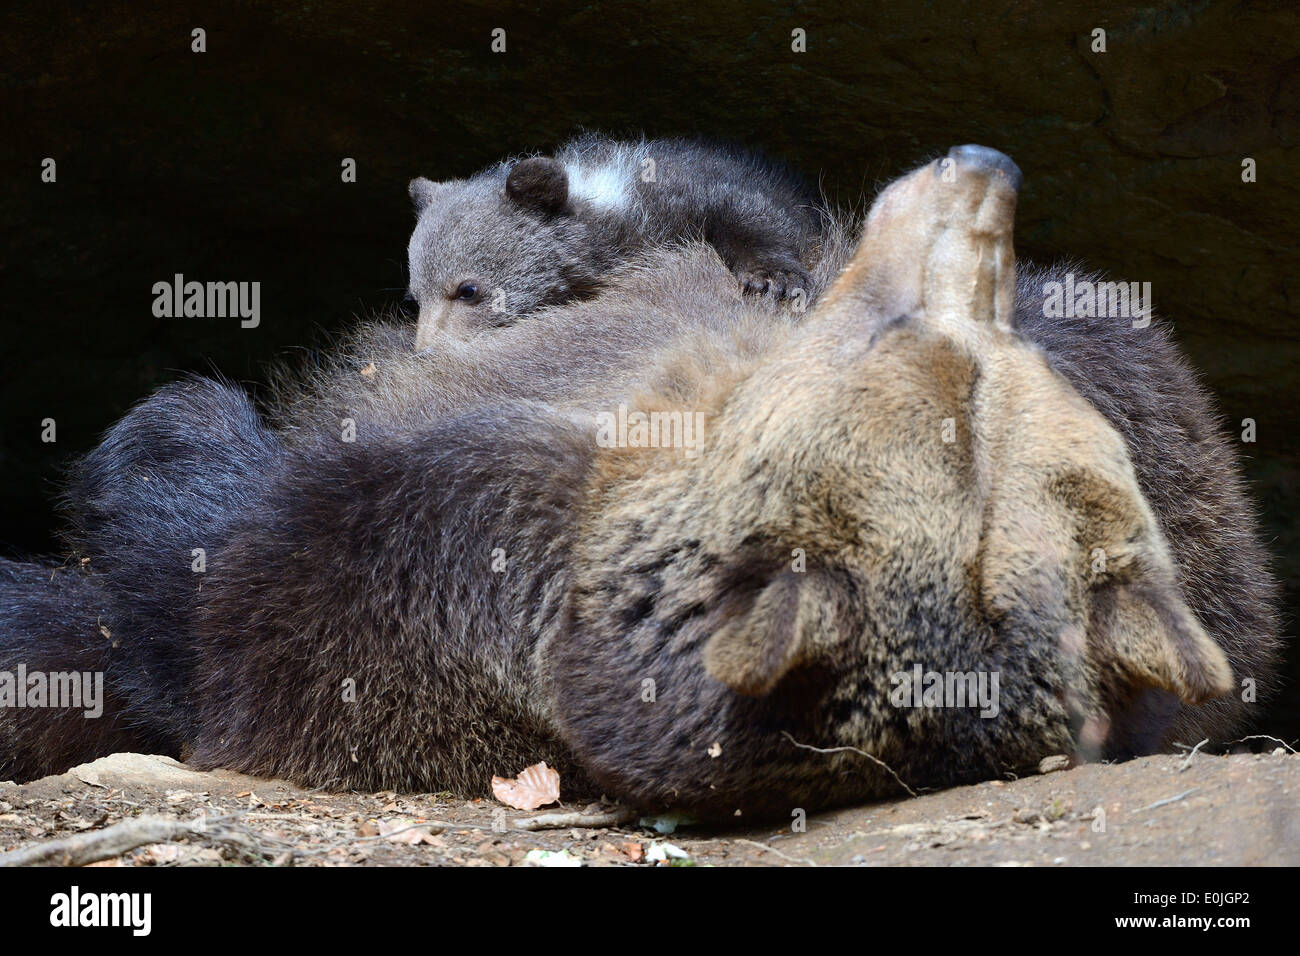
[737,266,810,302]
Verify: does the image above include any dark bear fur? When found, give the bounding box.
[0,559,170,780]
[57,376,284,744]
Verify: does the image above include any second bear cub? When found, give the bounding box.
[407,134,823,348]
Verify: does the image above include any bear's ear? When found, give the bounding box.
[1049,468,1235,708]
[703,569,840,696]
[1084,576,1233,706]
[505,157,569,217]
[981,467,1234,734]
[1072,571,1234,760]
[409,177,443,213]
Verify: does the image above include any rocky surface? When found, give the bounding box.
[1,751,1296,866]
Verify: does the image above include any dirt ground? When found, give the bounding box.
[1,749,1296,866]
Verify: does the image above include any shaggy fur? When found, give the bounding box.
[0,558,172,781]
[407,134,829,346]
[0,147,1280,821]
[54,377,285,746]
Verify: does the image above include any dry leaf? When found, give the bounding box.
[377,818,443,845]
[138,844,185,865]
[491,761,560,810]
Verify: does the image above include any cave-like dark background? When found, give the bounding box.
[2,1,1297,736]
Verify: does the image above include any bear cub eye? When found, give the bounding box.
[452,281,481,303]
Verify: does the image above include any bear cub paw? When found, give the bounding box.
[735,259,811,302]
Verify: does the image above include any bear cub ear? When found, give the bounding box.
[505,157,569,217]
[409,177,443,213]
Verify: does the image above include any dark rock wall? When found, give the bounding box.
[2,1,1296,732]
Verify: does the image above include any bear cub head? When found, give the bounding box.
[407,157,613,348]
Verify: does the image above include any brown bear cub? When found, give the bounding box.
[407,134,826,348]
[0,146,1281,821]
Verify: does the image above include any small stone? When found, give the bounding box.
[1038,755,1071,774]
[646,841,690,863]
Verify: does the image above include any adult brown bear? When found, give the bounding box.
[1,146,1280,819]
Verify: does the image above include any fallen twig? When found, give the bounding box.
[0,814,250,867]
[732,838,817,867]
[1178,738,1211,771]
[292,819,492,858]
[1135,787,1200,813]
[510,807,637,831]
[781,732,917,797]
[1225,735,1298,754]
